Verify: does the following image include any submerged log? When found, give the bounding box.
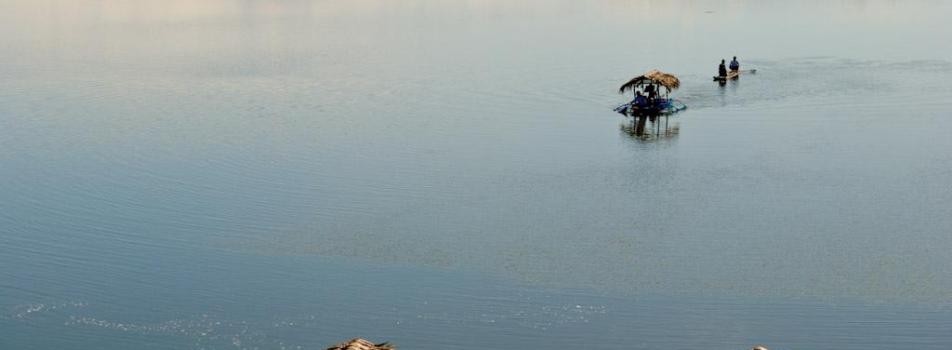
[326,338,395,350]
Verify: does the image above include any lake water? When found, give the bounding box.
[3,1,952,349]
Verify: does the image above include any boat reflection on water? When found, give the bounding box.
[619,114,679,142]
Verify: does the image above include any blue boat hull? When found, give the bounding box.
[614,98,687,116]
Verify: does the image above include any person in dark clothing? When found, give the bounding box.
[633,92,649,108]
[644,84,656,101]
[729,56,740,71]
[718,59,727,77]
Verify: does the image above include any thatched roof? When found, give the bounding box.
[618,69,680,94]
[326,338,395,350]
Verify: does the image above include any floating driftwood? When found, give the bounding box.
[326,338,763,350]
[326,338,395,350]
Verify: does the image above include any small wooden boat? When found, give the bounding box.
[713,69,756,81]
[616,69,686,116]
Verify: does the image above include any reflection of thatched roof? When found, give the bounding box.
[618,69,680,93]
[327,339,395,350]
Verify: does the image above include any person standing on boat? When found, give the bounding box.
[718,59,727,78]
[729,56,740,72]
[644,84,656,101]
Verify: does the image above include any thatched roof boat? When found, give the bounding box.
[618,69,681,94]
[326,338,395,350]
[614,69,685,116]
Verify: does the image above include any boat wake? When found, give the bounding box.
[670,57,952,113]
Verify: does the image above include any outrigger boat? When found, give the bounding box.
[615,69,686,115]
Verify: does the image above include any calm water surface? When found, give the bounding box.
[3,1,952,349]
